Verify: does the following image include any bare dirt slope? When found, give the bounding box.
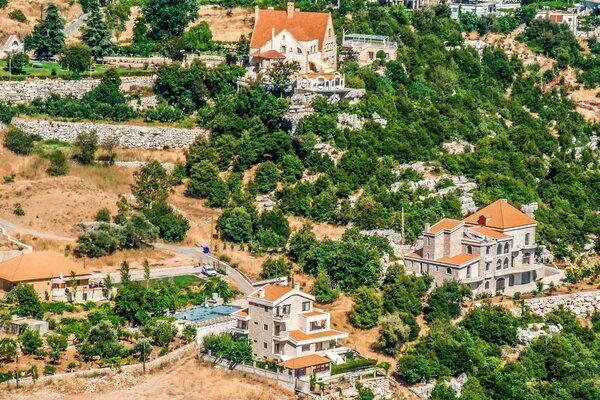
[3,354,295,400]
[195,6,254,42]
[0,0,82,38]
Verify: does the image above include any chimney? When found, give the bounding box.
[287,2,295,18]
[271,27,275,50]
[424,223,431,233]
[258,288,265,299]
[294,282,300,291]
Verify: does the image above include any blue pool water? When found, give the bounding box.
[173,305,241,322]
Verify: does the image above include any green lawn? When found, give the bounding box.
[0,60,152,79]
[114,275,203,288]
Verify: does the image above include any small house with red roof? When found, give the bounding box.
[249,2,337,73]
[404,199,558,295]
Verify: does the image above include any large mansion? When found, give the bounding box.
[231,283,348,367]
[404,199,550,294]
[249,2,337,73]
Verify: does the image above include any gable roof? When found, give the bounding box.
[437,253,479,266]
[428,218,463,234]
[0,251,89,282]
[470,226,510,239]
[250,7,330,51]
[464,199,536,230]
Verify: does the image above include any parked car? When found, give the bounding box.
[202,264,218,277]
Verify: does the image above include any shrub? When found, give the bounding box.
[260,257,293,279]
[254,161,279,193]
[13,203,25,216]
[74,131,98,164]
[9,10,27,23]
[349,287,383,329]
[47,150,70,176]
[0,103,14,124]
[44,364,56,375]
[67,361,77,372]
[7,52,29,73]
[4,128,38,155]
[144,103,184,122]
[0,0,7,9]
[95,207,111,222]
[331,358,377,375]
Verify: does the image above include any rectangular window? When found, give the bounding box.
[302,301,310,312]
[297,48,302,54]
[264,324,268,331]
[301,344,310,352]
[316,342,324,351]
[282,304,291,314]
[263,342,267,349]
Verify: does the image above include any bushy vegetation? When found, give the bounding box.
[203,333,252,364]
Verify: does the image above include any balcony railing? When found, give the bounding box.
[273,331,289,340]
[273,313,290,322]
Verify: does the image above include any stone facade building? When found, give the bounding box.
[404,199,549,295]
[249,2,337,73]
[341,33,398,66]
[231,283,348,372]
[0,35,23,60]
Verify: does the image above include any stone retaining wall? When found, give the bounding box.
[11,117,208,149]
[524,290,600,317]
[0,76,155,104]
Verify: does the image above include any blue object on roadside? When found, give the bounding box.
[203,246,210,254]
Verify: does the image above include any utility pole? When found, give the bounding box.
[210,216,214,253]
[142,343,146,375]
[401,206,405,244]
[15,346,19,389]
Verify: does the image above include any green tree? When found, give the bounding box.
[74,131,98,164]
[46,334,67,363]
[96,207,111,222]
[216,207,253,243]
[255,208,290,252]
[120,260,131,286]
[132,160,172,210]
[60,43,92,75]
[144,201,189,242]
[254,161,279,193]
[4,128,36,155]
[47,149,70,176]
[266,60,300,94]
[7,283,42,319]
[19,329,43,355]
[142,0,199,41]
[133,338,152,361]
[377,314,411,355]
[349,287,383,329]
[120,212,159,248]
[143,259,151,288]
[287,223,317,262]
[260,257,293,279]
[28,3,65,59]
[312,268,339,304]
[80,320,124,360]
[7,53,29,74]
[143,319,177,346]
[425,281,472,322]
[430,382,458,400]
[81,0,113,60]
[183,22,213,52]
[0,338,17,361]
[459,303,519,346]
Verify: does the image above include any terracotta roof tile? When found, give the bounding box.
[464,199,536,229]
[302,310,326,317]
[232,308,249,318]
[256,49,286,59]
[470,226,510,239]
[250,8,330,51]
[404,249,423,259]
[437,253,479,266]
[0,252,89,282]
[249,284,294,302]
[428,218,463,234]
[277,354,331,369]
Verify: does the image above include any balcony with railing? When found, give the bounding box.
[231,321,249,335]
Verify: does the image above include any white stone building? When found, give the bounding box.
[0,35,24,60]
[404,199,553,295]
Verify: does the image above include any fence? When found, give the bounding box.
[198,353,296,390]
[5,341,197,389]
[196,318,236,344]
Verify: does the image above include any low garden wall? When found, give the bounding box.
[0,76,155,104]
[11,117,208,149]
[524,290,600,316]
[6,341,197,389]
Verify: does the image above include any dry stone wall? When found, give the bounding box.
[0,76,155,104]
[12,117,208,149]
[524,290,600,317]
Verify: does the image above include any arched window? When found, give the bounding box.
[497,244,503,254]
[280,45,287,54]
[484,281,490,290]
[504,243,510,253]
[446,267,452,275]
[497,278,505,291]
[496,260,502,270]
[503,258,509,269]
[486,246,491,255]
[466,245,473,255]
[525,233,531,245]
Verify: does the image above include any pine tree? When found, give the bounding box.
[29,3,65,60]
[82,0,113,60]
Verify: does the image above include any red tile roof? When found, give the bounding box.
[0,251,89,282]
[464,199,536,229]
[287,329,347,342]
[437,253,479,266]
[302,310,326,317]
[428,218,463,234]
[249,284,294,302]
[278,354,331,369]
[470,226,510,239]
[251,8,330,51]
[256,49,286,59]
[232,308,249,318]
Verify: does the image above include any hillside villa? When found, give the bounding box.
[249,2,337,74]
[0,251,106,302]
[231,282,348,379]
[0,35,23,60]
[404,199,562,295]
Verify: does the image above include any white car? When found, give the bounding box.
[202,264,218,277]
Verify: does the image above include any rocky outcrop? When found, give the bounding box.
[11,117,208,149]
[524,291,600,317]
[517,323,562,345]
[0,76,155,104]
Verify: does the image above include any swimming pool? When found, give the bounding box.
[173,305,241,322]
